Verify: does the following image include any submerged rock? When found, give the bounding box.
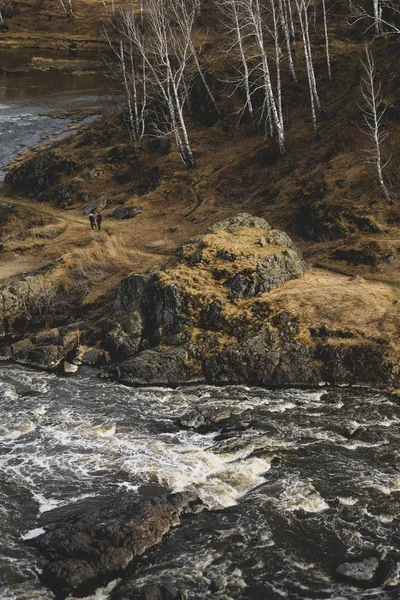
[336,557,379,582]
[112,582,184,600]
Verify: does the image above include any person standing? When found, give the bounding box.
[96,213,102,231]
[89,213,96,230]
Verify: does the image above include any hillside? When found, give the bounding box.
[0,0,112,49]
[1,0,400,387]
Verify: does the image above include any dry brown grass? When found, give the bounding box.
[267,270,400,342]
[53,234,150,303]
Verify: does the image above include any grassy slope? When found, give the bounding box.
[0,0,112,49]
[1,0,400,363]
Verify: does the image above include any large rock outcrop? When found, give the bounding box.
[105,214,398,388]
[4,150,78,199]
[105,214,320,386]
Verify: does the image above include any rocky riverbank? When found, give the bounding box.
[1,214,399,389]
[104,214,399,388]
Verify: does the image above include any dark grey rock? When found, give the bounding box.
[34,328,60,345]
[336,557,379,582]
[177,405,247,433]
[11,338,34,359]
[107,273,188,361]
[12,341,62,370]
[317,342,394,385]
[0,345,12,360]
[115,346,196,386]
[82,169,103,181]
[39,179,81,207]
[200,326,319,387]
[110,205,143,220]
[83,196,107,215]
[81,348,102,365]
[4,150,59,197]
[33,489,199,596]
[64,361,79,373]
[225,246,305,300]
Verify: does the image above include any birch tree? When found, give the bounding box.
[295,0,321,134]
[0,1,7,23]
[101,0,115,16]
[247,0,286,153]
[373,0,383,34]
[175,0,220,115]
[219,0,257,126]
[58,0,74,17]
[135,0,197,168]
[278,0,297,81]
[350,0,400,36]
[106,8,148,157]
[321,0,332,80]
[359,46,392,204]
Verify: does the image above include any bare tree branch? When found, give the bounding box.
[359,45,392,204]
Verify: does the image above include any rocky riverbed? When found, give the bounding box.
[1,364,399,599]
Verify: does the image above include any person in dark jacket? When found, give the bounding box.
[89,213,96,230]
[96,213,102,231]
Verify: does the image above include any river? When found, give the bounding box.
[0,363,399,599]
[0,48,110,180]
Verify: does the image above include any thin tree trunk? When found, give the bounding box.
[296,0,318,133]
[278,0,297,81]
[119,41,140,156]
[322,0,332,80]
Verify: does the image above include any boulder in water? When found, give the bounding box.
[32,489,200,597]
[336,557,379,582]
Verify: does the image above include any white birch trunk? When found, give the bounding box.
[296,0,318,133]
[284,0,296,44]
[360,46,392,204]
[118,41,138,154]
[373,0,382,35]
[278,0,297,81]
[303,0,321,111]
[251,0,286,153]
[322,0,332,80]
[271,0,283,125]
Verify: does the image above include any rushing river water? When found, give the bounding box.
[0,364,399,599]
[0,48,109,179]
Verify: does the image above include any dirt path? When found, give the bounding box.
[0,193,179,285]
[0,196,102,283]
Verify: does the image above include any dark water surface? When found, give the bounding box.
[0,363,399,599]
[0,48,110,179]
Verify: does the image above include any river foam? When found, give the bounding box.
[0,365,399,600]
